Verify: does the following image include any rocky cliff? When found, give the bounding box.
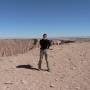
[0,39,38,57]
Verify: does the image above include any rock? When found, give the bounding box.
[55,78,58,81]
[75,86,81,90]
[50,84,55,88]
[72,66,76,70]
[20,80,27,84]
[68,58,71,61]
[4,81,13,85]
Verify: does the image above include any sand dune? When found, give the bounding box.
[0,40,90,90]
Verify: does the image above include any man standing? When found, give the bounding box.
[38,34,51,72]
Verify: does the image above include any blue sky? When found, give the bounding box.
[0,0,90,38]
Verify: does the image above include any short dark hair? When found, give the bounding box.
[43,34,47,37]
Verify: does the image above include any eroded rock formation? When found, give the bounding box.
[0,39,38,57]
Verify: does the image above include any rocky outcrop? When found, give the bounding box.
[60,40,75,44]
[0,39,38,57]
[51,40,75,45]
[51,40,61,45]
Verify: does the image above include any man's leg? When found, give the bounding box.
[45,50,50,71]
[38,50,43,70]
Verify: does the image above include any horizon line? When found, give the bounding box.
[0,36,90,39]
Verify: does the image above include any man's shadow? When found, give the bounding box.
[16,64,39,71]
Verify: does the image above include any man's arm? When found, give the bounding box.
[47,40,51,49]
[39,40,42,46]
[39,40,42,49]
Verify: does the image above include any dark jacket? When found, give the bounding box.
[40,39,51,50]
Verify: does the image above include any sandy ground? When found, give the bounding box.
[0,41,90,90]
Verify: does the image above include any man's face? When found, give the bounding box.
[43,34,47,39]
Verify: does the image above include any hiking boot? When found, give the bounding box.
[47,69,50,72]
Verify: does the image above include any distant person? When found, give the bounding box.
[38,34,51,72]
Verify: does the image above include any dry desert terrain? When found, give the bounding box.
[0,39,90,90]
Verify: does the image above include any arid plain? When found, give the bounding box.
[0,39,90,90]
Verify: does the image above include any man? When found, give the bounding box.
[38,34,51,72]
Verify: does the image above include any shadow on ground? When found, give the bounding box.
[16,64,39,71]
